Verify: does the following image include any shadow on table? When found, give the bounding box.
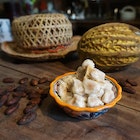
[40,95,81,122]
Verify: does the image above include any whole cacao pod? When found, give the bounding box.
[78,23,140,72]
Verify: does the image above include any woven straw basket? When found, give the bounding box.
[12,13,73,49]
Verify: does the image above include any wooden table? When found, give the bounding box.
[0,49,139,140]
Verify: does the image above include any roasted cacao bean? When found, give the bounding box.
[123,85,136,94]
[0,76,49,125]
[28,92,41,100]
[17,112,37,125]
[126,79,138,86]
[23,103,38,114]
[0,94,8,107]
[35,87,45,95]
[6,96,20,106]
[12,92,26,98]
[4,102,19,115]
[0,88,3,95]
[30,79,38,86]
[38,77,48,84]
[6,84,16,92]
[14,85,27,92]
[28,97,41,105]
[2,78,14,83]
[19,77,29,84]
[0,89,6,96]
[117,78,129,87]
[117,78,137,94]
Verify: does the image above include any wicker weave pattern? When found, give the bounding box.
[12,14,73,49]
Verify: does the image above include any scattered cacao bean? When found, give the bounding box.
[117,78,137,94]
[6,84,16,92]
[126,79,138,86]
[26,89,37,96]
[0,88,3,95]
[0,94,9,107]
[117,78,129,87]
[28,92,41,100]
[38,77,48,84]
[40,87,49,95]
[28,97,41,105]
[14,85,27,92]
[123,85,136,94]
[30,79,38,86]
[19,77,29,84]
[25,88,33,95]
[2,78,14,83]
[4,102,19,115]
[12,92,27,98]
[17,112,37,125]
[35,87,45,94]
[23,103,38,114]
[0,76,49,125]
[6,96,20,106]
[0,89,6,96]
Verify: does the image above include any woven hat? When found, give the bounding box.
[12,13,73,50]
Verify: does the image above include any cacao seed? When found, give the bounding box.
[2,78,14,83]
[6,84,16,92]
[38,77,48,84]
[23,103,38,114]
[123,85,136,94]
[126,79,138,86]
[13,92,26,98]
[14,85,27,92]
[28,97,41,105]
[26,89,36,94]
[0,94,8,107]
[28,92,41,100]
[0,76,49,125]
[6,96,20,106]
[35,87,45,95]
[0,89,6,96]
[19,77,29,84]
[30,79,38,86]
[117,78,129,87]
[4,102,19,115]
[17,112,37,125]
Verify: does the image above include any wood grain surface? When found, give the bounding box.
[0,50,139,140]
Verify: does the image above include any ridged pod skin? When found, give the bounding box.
[78,23,140,72]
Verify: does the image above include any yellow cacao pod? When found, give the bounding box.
[78,23,140,72]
